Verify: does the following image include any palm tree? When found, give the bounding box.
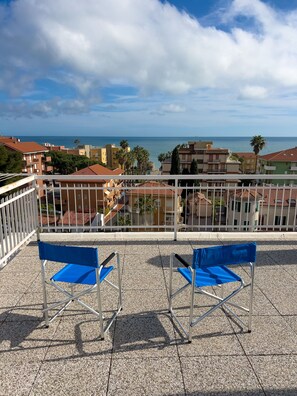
[250,135,266,173]
[133,146,150,174]
[125,151,136,174]
[120,140,129,150]
[115,148,127,170]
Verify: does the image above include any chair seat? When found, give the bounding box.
[51,264,114,285]
[177,265,241,288]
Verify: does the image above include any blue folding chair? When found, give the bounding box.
[38,241,122,340]
[168,242,256,342]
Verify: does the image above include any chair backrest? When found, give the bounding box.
[38,241,99,268]
[192,242,256,269]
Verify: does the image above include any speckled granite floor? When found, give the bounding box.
[0,238,297,395]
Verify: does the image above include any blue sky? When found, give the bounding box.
[1,0,297,137]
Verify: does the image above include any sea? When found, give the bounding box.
[16,136,297,169]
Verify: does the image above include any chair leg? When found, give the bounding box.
[188,274,195,343]
[96,271,104,340]
[117,253,123,310]
[41,260,49,327]
[169,254,174,312]
[248,263,255,332]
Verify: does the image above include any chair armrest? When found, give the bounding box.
[175,254,190,268]
[101,252,117,267]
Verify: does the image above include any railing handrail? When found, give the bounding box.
[0,175,35,195]
[35,174,297,181]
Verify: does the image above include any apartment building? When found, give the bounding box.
[259,147,297,185]
[227,189,262,232]
[126,181,183,228]
[1,140,53,192]
[235,152,257,174]
[90,147,107,165]
[161,141,240,187]
[59,164,123,214]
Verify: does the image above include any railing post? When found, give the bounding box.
[33,177,40,241]
[174,177,178,241]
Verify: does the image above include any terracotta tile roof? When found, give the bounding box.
[2,141,48,153]
[58,211,97,226]
[262,188,297,207]
[260,147,297,162]
[231,189,263,200]
[72,164,122,176]
[127,181,182,196]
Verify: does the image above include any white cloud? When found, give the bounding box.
[239,85,268,99]
[1,0,297,116]
[160,104,186,113]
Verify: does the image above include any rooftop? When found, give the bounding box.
[1,141,48,154]
[1,236,297,395]
[260,146,297,162]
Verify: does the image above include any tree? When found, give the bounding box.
[133,146,150,174]
[125,151,136,174]
[190,159,198,175]
[115,148,127,170]
[170,146,180,175]
[158,151,172,164]
[250,135,266,173]
[74,139,80,148]
[49,151,98,174]
[134,195,155,215]
[0,146,22,174]
[120,140,129,150]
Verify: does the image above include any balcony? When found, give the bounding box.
[1,235,297,395]
[0,173,297,394]
[264,165,276,171]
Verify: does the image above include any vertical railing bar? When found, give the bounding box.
[286,186,292,231]
[174,177,178,240]
[267,184,272,231]
[52,181,57,233]
[279,185,285,232]
[59,181,63,231]
[88,183,91,230]
[272,184,279,231]
[232,185,236,232]
[239,184,243,232]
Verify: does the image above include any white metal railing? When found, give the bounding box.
[0,175,38,267]
[34,174,297,239]
[0,173,296,260]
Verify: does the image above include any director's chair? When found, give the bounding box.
[38,241,122,339]
[168,242,256,342]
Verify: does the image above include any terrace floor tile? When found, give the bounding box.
[107,357,184,396]
[181,356,264,396]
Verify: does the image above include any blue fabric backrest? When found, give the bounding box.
[38,241,99,268]
[192,242,256,269]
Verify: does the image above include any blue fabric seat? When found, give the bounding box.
[168,242,257,342]
[177,266,241,288]
[38,241,122,340]
[51,264,114,285]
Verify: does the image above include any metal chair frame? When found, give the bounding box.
[39,241,122,340]
[168,243,256,342]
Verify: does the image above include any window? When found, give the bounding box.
[243,220,249,231]
[244,202,251,213]
[255,203,259,212]
[233,219,238,226]
[231,201,241,211]
[154,199,161,208]
[274,216,287,226]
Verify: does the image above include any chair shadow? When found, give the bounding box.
[0,312,44,348]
